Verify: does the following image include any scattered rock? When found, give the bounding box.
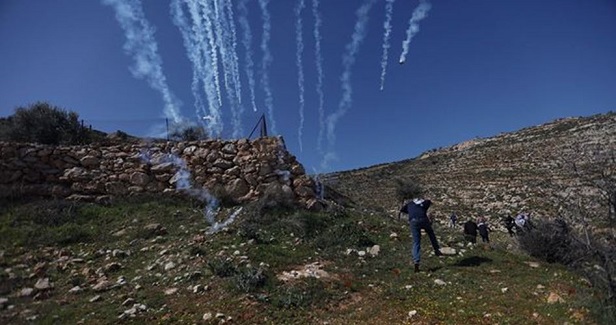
[112,249,128,258]
[501,288,509,293]
[89,295,102,303]
[547,292,565,304]
[408,310,418,318]
[34,278,52,290]
[0,297,8,309]
[68,286,82,294]
[20,288,35,297]
[164,288,178,295]
[440,247,457,255]
[367,245,380,257]
[113,229,127,237]
[105,262,122,273]
[390,232,399,239]
[122,298,135,306]
[92,279,112,292]
[527,262,540,268]
[164,262,176,271]
[203,312,213,321]
[434,279,447,286]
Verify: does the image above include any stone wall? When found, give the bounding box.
[0,136,320,209]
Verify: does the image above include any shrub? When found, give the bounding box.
[207,257,237,277]
[1,102,92,145]
[517,218,616,322]
[233,266,268,293]
[394,177,423,202]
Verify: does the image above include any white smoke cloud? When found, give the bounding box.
[237,0,258,112]
[312,0,326,154]
[295,0,306,152]
[102,0,183,124]
[399,0,431,64]
[323,0,376,170]
[379,0,396,91]
[259,0,277,134]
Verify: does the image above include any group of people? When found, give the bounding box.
[399,197,519,273]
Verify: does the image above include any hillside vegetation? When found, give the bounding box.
[0,196,604,324]
[1,113,615,324]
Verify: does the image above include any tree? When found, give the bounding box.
[394,177,423,203]
[1,102,90,145]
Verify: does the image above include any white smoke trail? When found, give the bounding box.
[295,0,306,152]
[223,0,242,106]
[102,0,182,124]
[197,0,223,109]
[221,0,244,138]
[398,0,431,65]
[237,0,258,112]
[173,0,223,136]
[323,0,376,170]
[170,0,220,135]
[312,0,325,154]
[209,0,243,138]
[379,0,396,91]
[258,0,277,134]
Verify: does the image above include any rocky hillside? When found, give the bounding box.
[324,112,616,223]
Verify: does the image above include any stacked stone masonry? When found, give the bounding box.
[0,136,320,209]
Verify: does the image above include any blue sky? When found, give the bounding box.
[1,0,615,173]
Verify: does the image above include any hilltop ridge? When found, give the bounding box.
[324,112,616,222]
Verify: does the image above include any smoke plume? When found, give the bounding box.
[259,0,277,134]
[323,0,376,169]
[379,0,396,91]
[102,0,183,124]
[237,0,258,112]
[398,0,431,65]
[295,0,306,152]
[312,0,325,154]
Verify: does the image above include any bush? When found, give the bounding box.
[517,218,616,322]
[394,177,423,202]
[517,218,578,264]
[207,257,237,277]
[0,102,92,145]
[233,266,268,293]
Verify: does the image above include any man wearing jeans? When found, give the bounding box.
[400,198,442,272]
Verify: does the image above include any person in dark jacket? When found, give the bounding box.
[463,219,478,243]
[400,198,442,272]
[503,215,515,237]
[477,217,490,243]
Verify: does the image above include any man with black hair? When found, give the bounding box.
[400,198,442,273]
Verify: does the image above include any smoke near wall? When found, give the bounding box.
[105,0,434,171]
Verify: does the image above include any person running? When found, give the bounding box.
[449,212,458,228]
[400,198,443,273]
[478,217,490,243]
